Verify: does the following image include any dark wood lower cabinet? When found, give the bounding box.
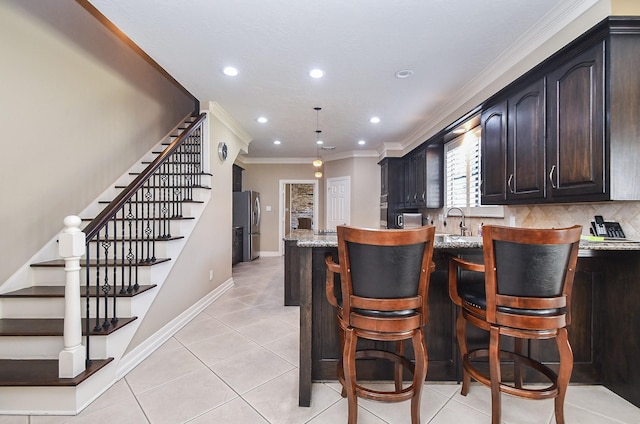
[284,240,300,305]
[291,243,640,408]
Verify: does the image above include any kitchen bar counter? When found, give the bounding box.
[285,229,640,408]
[285,229,640,251]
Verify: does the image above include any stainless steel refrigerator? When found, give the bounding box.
[233,190,261,261]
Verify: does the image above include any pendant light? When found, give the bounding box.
[313,107,323,177]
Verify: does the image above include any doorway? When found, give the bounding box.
[278,179,319,255]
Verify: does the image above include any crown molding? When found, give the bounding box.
[203,101,253,145]
[239,149,379,165]
[401,0,602,148]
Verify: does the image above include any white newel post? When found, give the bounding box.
[58,215,87,378]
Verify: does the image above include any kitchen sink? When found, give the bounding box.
[435,233,483,243]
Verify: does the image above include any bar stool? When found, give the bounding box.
[448,225,582,424]
[325,225,436,424]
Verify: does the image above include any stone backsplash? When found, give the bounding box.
[423,201,640,240]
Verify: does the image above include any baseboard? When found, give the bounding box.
[116,277,234,379]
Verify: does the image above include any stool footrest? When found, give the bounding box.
[464,348,559,399]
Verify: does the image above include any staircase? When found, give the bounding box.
[0,113,212,415]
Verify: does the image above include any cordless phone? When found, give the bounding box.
[590,215,626,239]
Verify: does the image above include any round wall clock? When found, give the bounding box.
[217,142,228,161]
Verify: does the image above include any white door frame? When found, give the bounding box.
[278,179,319,255]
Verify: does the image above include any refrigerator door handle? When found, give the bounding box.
[254,196,261,227]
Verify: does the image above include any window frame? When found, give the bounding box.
[444,127,504,218]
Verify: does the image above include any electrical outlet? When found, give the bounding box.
[438,214,444,222]
[209,270,214,281]
[509,216,516,227]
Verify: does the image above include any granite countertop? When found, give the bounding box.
[284,229,640,251]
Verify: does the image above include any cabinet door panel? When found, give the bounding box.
[547,41,605,199]
[415,147,426,207]
[508,79,546,201]
[481,102,507,204]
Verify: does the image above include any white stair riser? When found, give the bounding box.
[85,237,183,260]
[80,218,193,240]
[0,336,63,359]
[30,260,172,287]
[0,386,78,415]
[0,293,149,319]
[0,319,140,360]
[112,185,211,202]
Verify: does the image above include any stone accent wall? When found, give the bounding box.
[291,184,314,229]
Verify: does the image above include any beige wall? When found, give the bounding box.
[241,156,380,253]
[241,163,321,253]
[0,0,195,285]
[611,0,640,14]
[325,156,380,229]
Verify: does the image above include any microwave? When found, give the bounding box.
[398,213,422,229]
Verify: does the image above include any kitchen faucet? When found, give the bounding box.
[446,207,467,236]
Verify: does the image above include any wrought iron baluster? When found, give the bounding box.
[125,199,134,293]
[144,180,153,263]
[94,232,102,333]
[101,224,111,330]
[160,161,168,238]
[133,192,140,292]
[151,172,157,262]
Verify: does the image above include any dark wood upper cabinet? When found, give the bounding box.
[508,78,547,202]
[424,144,444,208]
[232,164,244,192]
[481,18,640,204]
[547,41,605,200]
[481,102,508,204]
[402,144,443,209]
[379,157,404,207]
[481,78,546,205]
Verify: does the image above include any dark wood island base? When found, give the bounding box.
[285,231,640,409]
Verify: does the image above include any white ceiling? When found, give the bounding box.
[87,0,597,162]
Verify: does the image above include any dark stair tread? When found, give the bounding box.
[0,358,113,387]
[115,184,210,189]
[0,317,137,336]
[0,284,156,298]
[30,258,171,267]
[98,199,203,204]
[80,216,194,222]
[86,236,185,242]
[128,172,212,176]
[142,161,203,165]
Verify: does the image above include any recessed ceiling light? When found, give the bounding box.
[395,69,414,79]
[222,66,238,76]
[370,116,380,124]
[309,69,324,79]
[358,140,366,145]
[257,116,268,123]
[273,140,281,145]
[316,140,324,145]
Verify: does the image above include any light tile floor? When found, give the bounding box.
[7,256,640,423]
